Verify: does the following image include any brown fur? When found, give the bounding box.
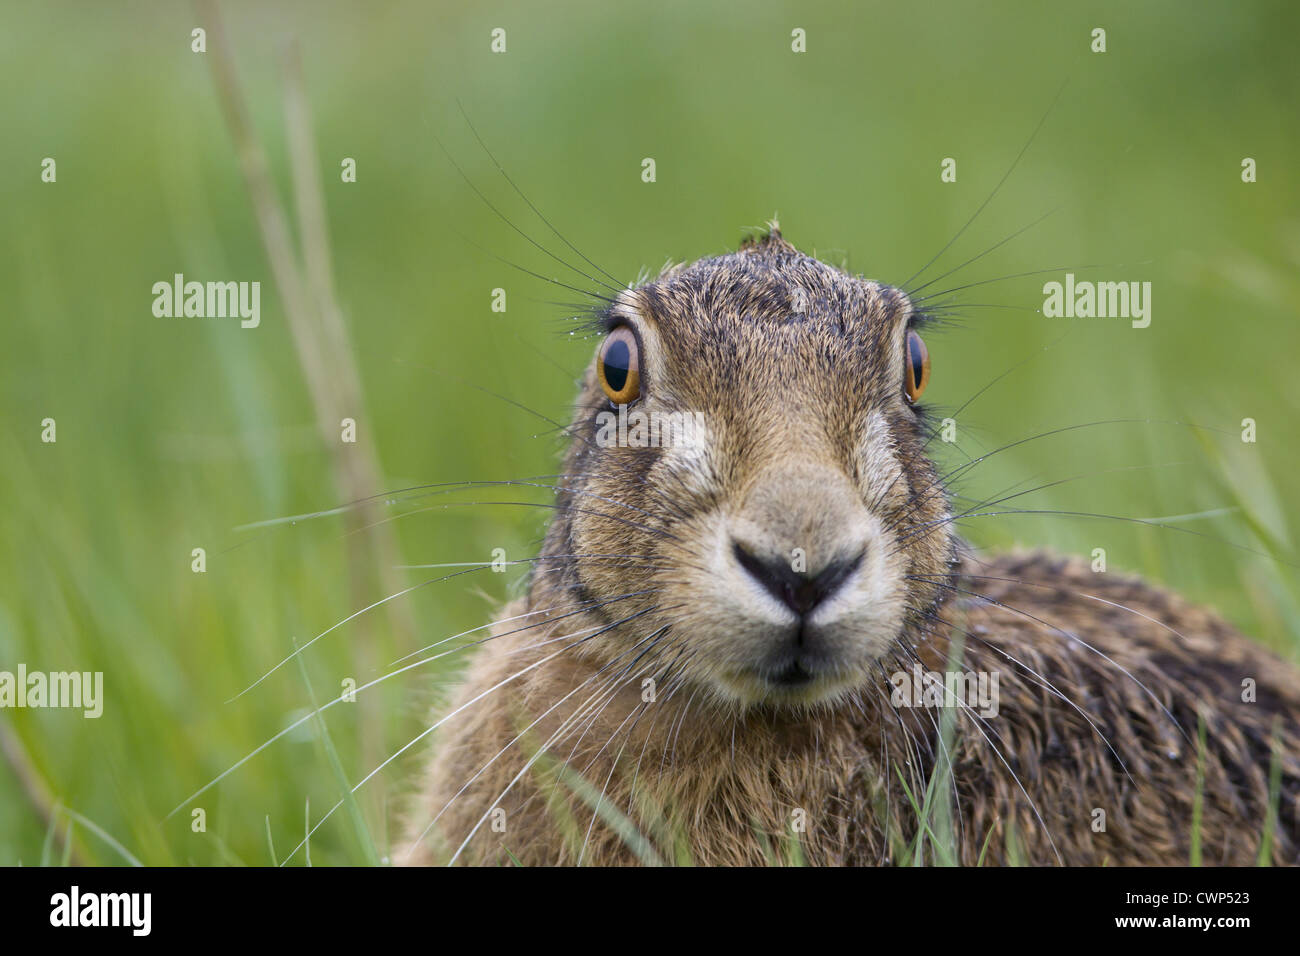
[403,229,1300,866]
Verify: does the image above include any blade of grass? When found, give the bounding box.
[39,799,62,867]
[294,640,382,866]
[265,814,277,865]
[62,808,144,867]
[60,820,73,866]
[1256,716,1284,866]
[0,722,86,865]
[537,750,664,866]
[976,819,997,866]
[1190,709,1206,866]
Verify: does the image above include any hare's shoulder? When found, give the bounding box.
[946,550,1300,865]
[956,549,1300,754]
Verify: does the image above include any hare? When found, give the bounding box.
[403,226,1300,866]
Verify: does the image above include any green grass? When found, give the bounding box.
[2,0,1298,865]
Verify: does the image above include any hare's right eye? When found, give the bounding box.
[598,326,641,404]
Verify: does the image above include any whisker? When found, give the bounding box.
[393,584,662,664]
[921,327,1075,443]
[227,563,496,701]
[920,606,1136,785]
[908,206,1059,299]
[901,79,1068,291]
[875,417,1239,551]
[915,575,1190,748]
[443,220,619,306]
[285,618,663,864]
[894,643,1064,865]
[904,505,1291,568]
[431,128,624,296]
[909,263,1109,305]
[887,458,1191,550]
[432,614,682,864]
[169,604,661,821]
[455,98,624,288]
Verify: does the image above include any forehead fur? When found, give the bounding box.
[621,228,914,430]
[640,229,908,334]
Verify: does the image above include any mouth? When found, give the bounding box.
[750,642,852,698]
[711,619,876,705]
[755,623,841,687]
[764,659,818,687]
[717,654,857,706]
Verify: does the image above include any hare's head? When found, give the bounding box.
[550,227,955,708]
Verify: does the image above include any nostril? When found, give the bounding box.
[731,541,863,618]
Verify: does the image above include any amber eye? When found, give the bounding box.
[597,326,641,404]
[904,330,930,403]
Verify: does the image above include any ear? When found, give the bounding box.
[656,258,689,281]
[739,218,795,255]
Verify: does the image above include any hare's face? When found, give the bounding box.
[559,233,954,708]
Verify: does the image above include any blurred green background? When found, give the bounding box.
[2,0,1298,865]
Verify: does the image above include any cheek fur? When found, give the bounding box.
[856,410,908,510]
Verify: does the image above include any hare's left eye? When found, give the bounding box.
[597,326,641,404]
[903,330,930,403]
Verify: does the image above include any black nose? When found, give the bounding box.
[732,542,862,618]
